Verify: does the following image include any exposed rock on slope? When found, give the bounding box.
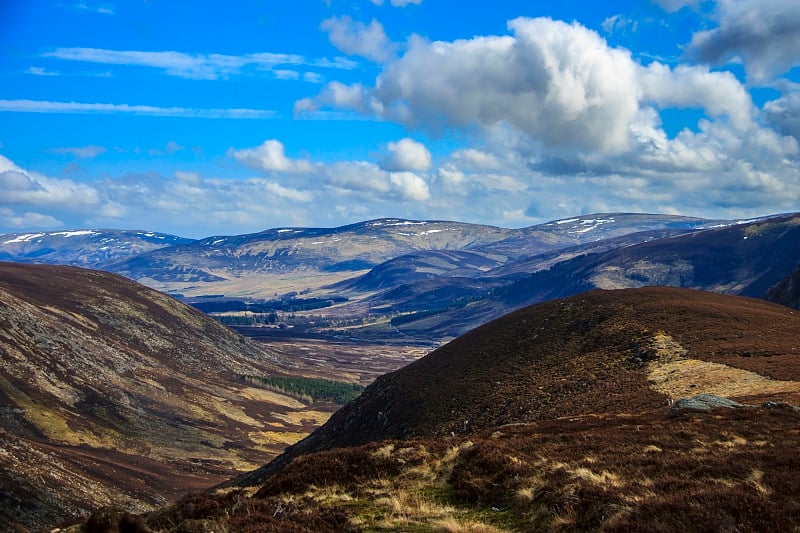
[0,262,340,531]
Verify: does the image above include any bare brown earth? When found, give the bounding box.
[87,286,800,532]
[0,262,423,532]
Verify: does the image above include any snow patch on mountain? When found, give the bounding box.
[3,230,99,244]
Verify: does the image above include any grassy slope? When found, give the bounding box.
[76,286,800,532]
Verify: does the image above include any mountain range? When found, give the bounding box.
[8,212,792,347]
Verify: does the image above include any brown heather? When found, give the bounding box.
[72,286,800,532]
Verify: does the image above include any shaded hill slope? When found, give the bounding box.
[384,213,800,341]
[89,287,800,532]
[233,287,800,488]
[502,213,800,302]
[765,265,800,310]
[0,263,344,531]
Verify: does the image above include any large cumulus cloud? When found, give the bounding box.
[684,0,800,83]
[295,15,800,223]
[373,18,641,154]
[301,17,774,157]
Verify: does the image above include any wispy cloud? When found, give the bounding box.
[27,66,60,76]
[43,47,358,80]
[0,99,277,119]
[0,207,63,229]
[369,0,423,6]
[49,145,107,158]
[321,16,397,63]
[69,2,116,15]
[148,140,184,156]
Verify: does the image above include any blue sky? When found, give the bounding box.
[1,0,799,238]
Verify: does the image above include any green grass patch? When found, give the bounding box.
[244,375,365,405]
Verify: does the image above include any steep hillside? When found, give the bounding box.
[234,286,800,483]
[0,263,345,531]
[765,266,800,310]
[85,287,800,532]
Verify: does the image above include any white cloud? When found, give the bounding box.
[0,99,277,119]
[326,161,393,195]
[303,72,324,84]
[295,15,800,224]
[70,2,115,15]
[294,81,375,116]
[640,63,755,130]
[436,165,468,195]
[389,171,430,200]
[27,66,60,76]
[148,141,184,156]
[0,152,434,237]
[257,180,314,202]
[305,16,777,162]
[175,171,202,185]
[43,47,357,80]
[685,0,800,83]
[323,161,430,202]
[380,138,432,171]
[0,208,62,229]
[601,14,638,35]
[451,148,501,170]
[89,170,317,235]
[273,69,300,80]
[370,18,642,154]
[0,155,100,207]
[320,16,396,63]
[231,140,314,174]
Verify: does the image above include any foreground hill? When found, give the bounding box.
[89,287,800,531]
[235,286,800,485]
[0,263,349,531]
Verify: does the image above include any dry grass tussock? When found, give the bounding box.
[646,331,800,402]
[433,518,511,532]
[79,404,800,531]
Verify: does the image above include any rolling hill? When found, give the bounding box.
[0,229,193,267]
[379,213,800,340]
[0,214,716,298]
[0,262,355,531]
[82,287,800,532]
